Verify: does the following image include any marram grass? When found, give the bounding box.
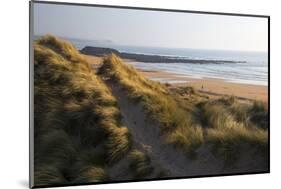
[34,35,131,185]
[99,54,204,153]
[99,54,268,163]
[33,35,268,186]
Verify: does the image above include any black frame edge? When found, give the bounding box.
[31,0,269,18]
[267,16,270,173]
[29,1,35,188]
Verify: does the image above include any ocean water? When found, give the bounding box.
[69,38,268,86]
[128,61,268,86]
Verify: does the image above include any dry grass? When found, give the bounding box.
[201,97,268,164]
[98,55,268,163]
[98,54,204,153]
[33,35,268,184]
[34,35,131,186]
[128,150,154,178]
[73,167,110,183]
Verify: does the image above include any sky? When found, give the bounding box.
[33,3,268,52]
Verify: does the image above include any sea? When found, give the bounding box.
[69,38,268,86]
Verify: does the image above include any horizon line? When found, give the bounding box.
[34,34,268,54]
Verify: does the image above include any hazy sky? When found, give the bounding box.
[33,3,268,52]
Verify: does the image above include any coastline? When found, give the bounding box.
[140,69,268,102]
[80,46,246,63]
[85,55,268,102]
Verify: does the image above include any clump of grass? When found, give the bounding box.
[249,100,268,129]
[168,86,206,107]
[217,95,236,106]
[34,35,132,185]
[37,34,87,63]
[106,127,132,163]
[203,103,237,129]
[202,99,268,165]
[171,86,196,96]
[34,165,67,186]
[165,124,203,155]
[228,103,251,125]
[128,150,154,178]
[35,129,77,164]
[98,54,204,152]
[207,125,268,165]
[73,167,110,183]
[218,96,268,129]
[252,100,268,112]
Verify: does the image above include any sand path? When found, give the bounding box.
[106,81,189,177]
[104,80,227,178]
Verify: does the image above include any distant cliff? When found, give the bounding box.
[80,46,244,64]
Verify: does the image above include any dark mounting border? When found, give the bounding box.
[32,0,269,18]
[29,0,270,188]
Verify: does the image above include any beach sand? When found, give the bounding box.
[84,55,268,102]
[82,54,103,68]
[140,70,268,102]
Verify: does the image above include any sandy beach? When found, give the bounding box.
[140,70,268,102]
[82,54,103,66]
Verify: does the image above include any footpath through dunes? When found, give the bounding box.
[98,54,269,177]
[105,80,237,177]
[106,81,190,177]
[98,54,221,177]
[33,35,268,186]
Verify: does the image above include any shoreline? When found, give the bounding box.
[139,69,268,102]
[83,55,268,102]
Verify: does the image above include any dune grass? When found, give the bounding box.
[201,97,268,165]
[33,35,132,186]
[98,54,204,153]
[98,55,268,165]
[73,167,110,183]
[128,150,154,178]
[33,35,268,184]
[249,100,268,129]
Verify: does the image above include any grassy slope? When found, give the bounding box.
[202,98,268,164]
[99,55,204,153]
[34,35,132,186]
[33,35,268,186]
[99,54,268,166]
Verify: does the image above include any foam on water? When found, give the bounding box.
[128,61,268,86]
[68,38,268,86]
